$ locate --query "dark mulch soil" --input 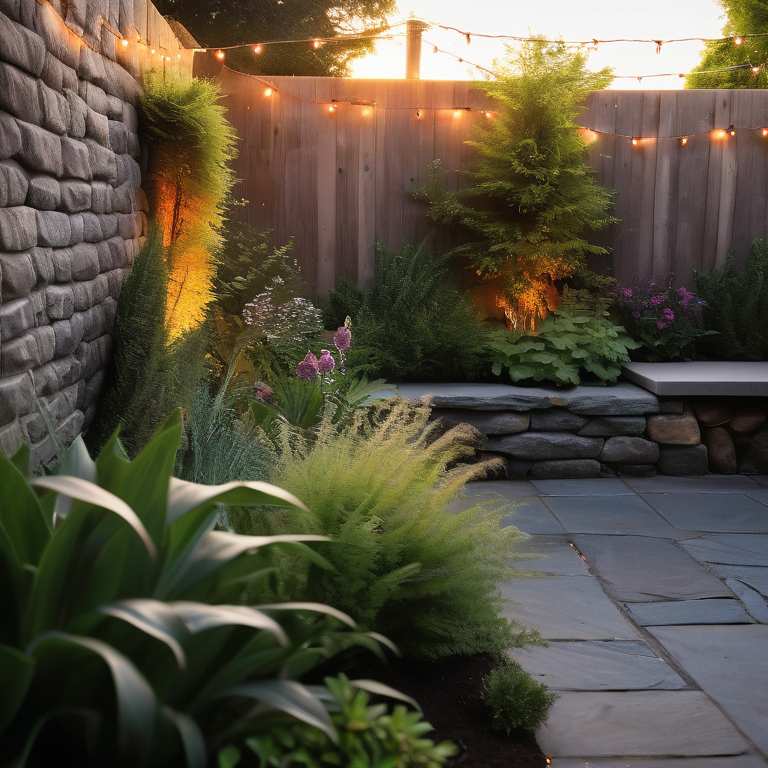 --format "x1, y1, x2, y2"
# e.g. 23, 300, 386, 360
348, 653, 548, 768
